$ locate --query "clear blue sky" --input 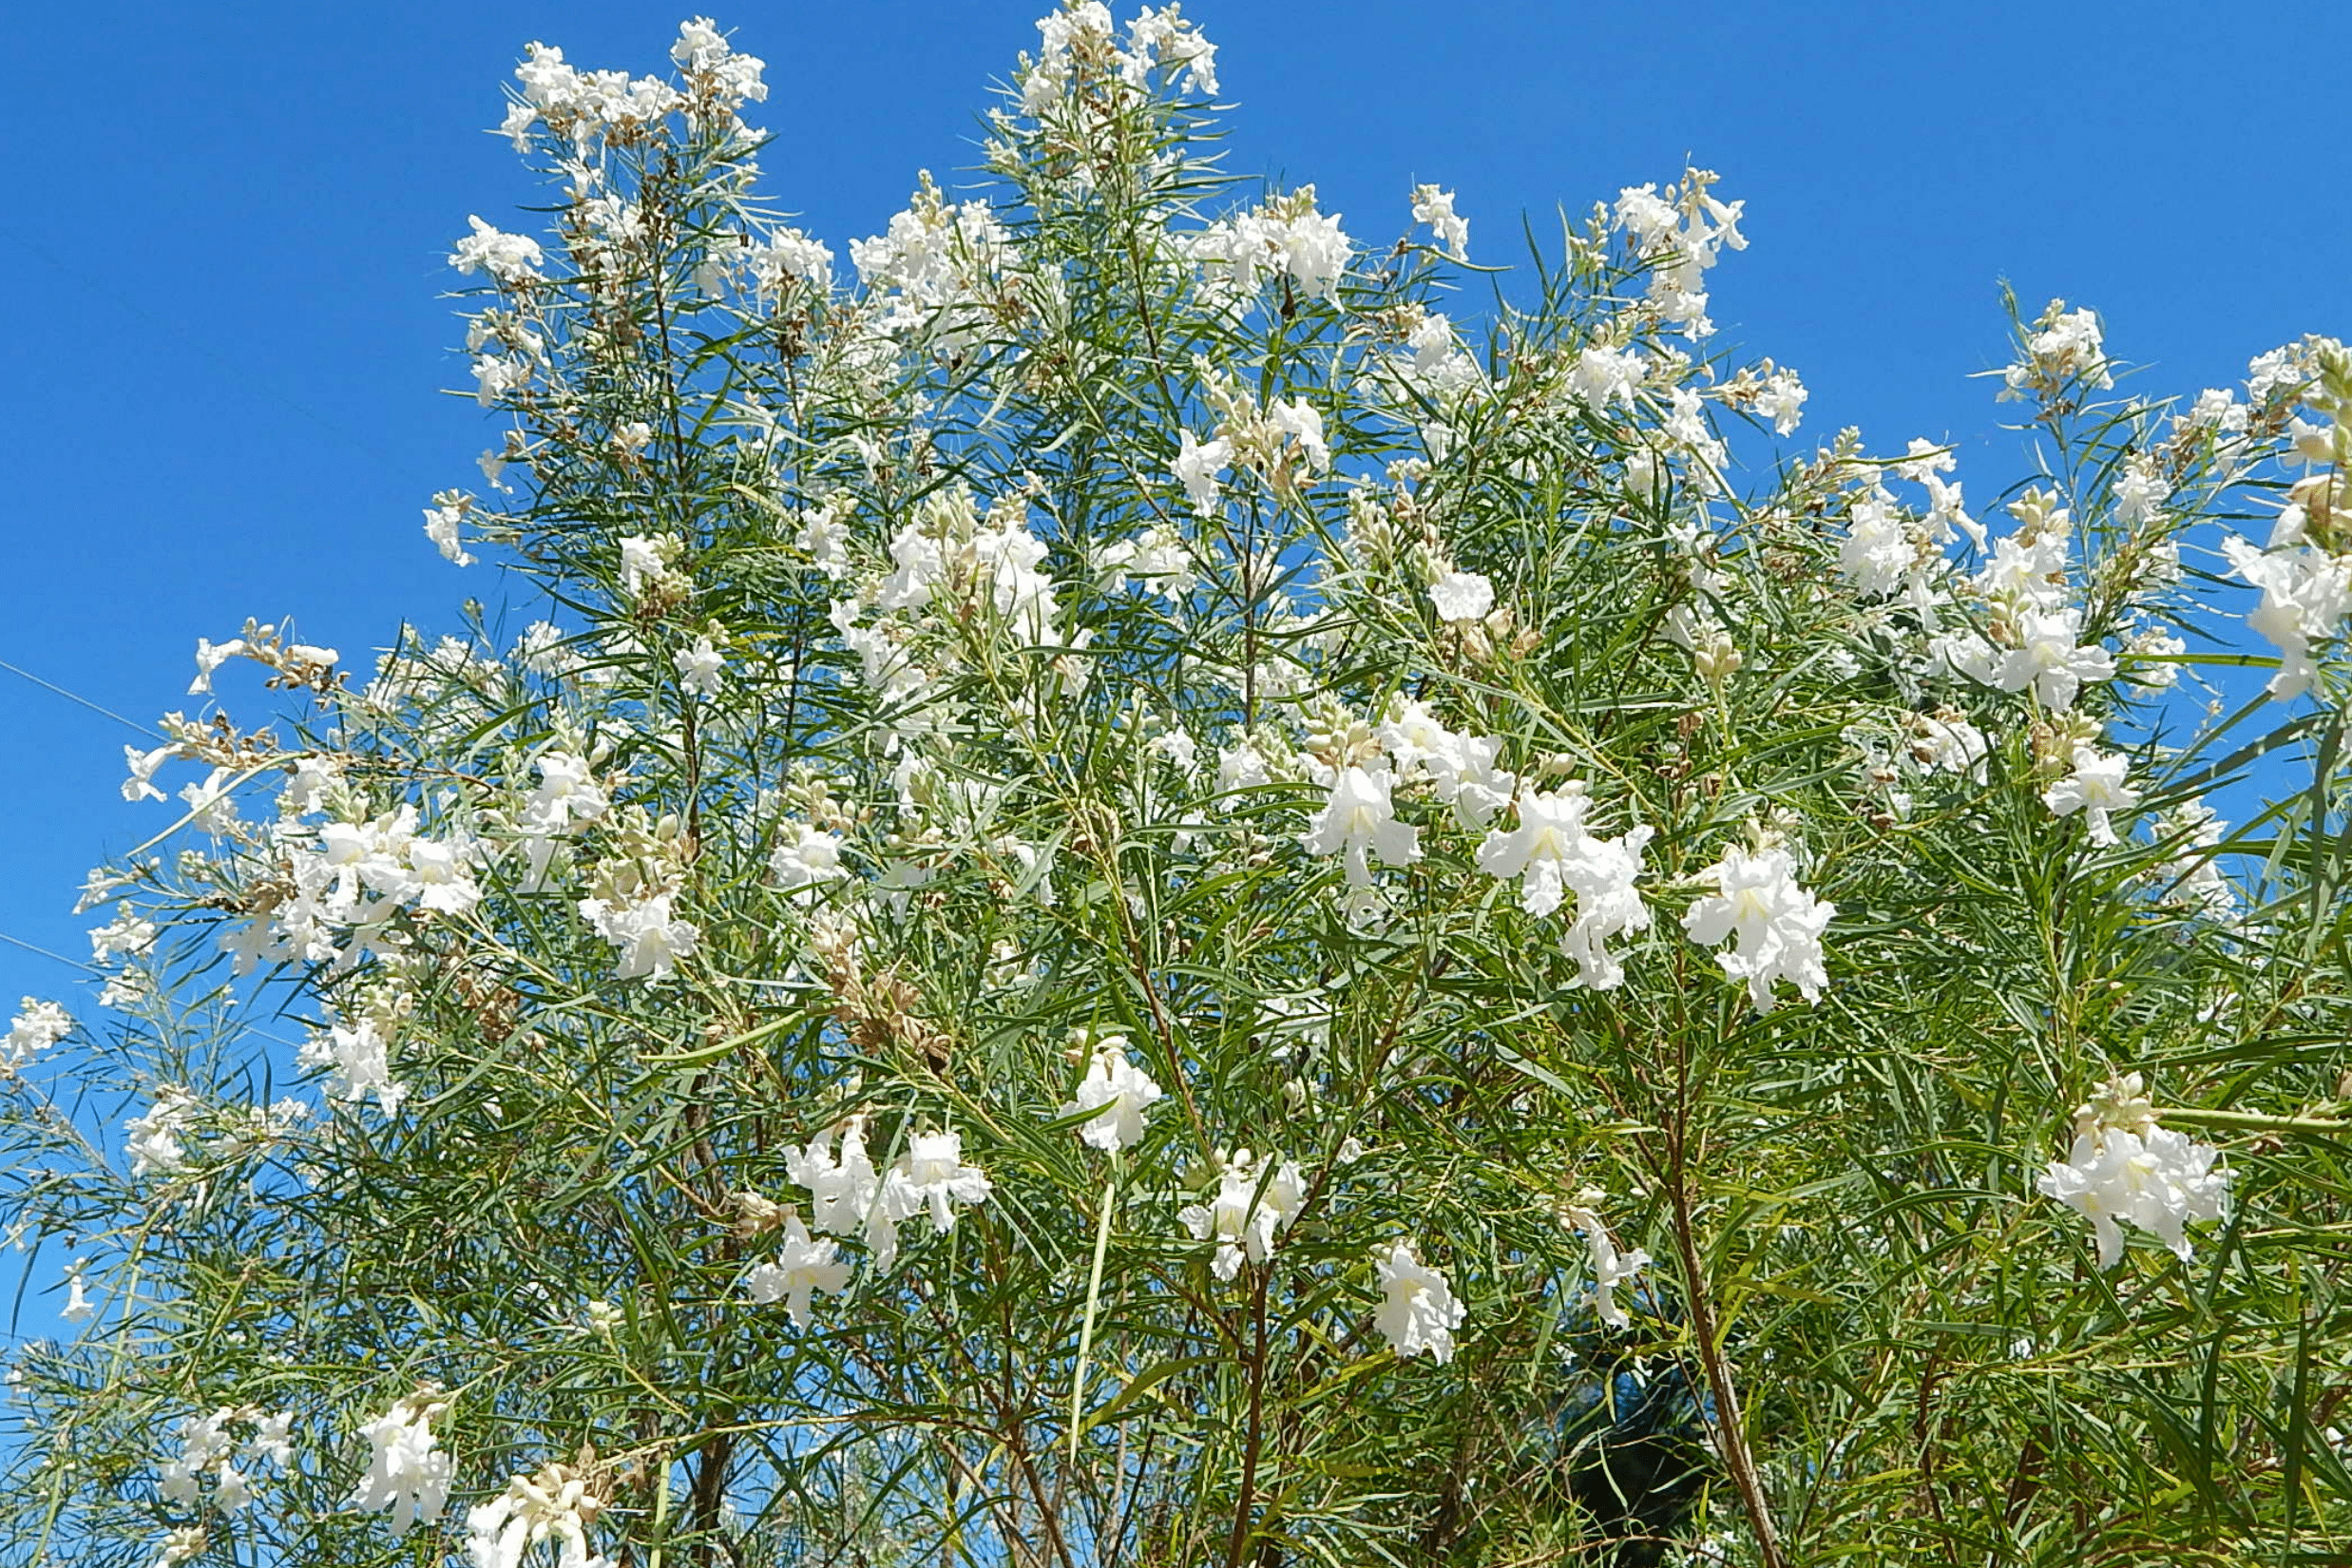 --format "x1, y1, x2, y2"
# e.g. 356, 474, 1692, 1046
2, 1, 2346, 1070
